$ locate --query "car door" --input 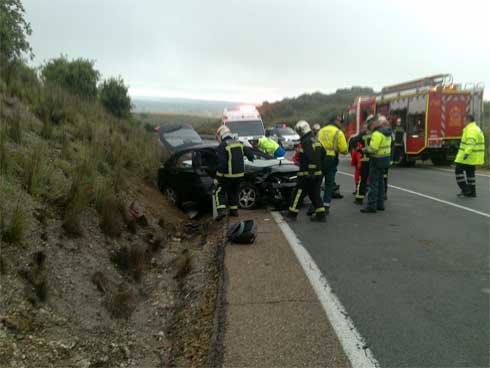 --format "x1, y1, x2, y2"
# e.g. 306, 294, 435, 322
192, 148, 217, 197
167, 150, 198, 203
